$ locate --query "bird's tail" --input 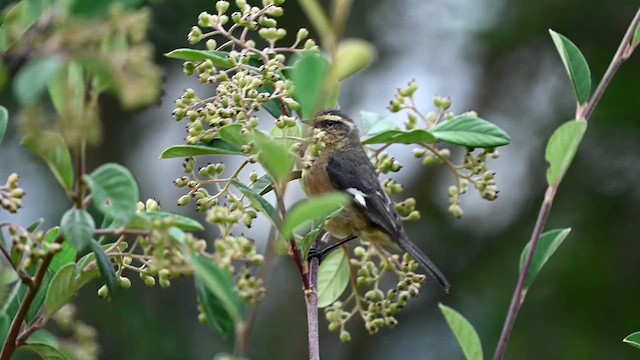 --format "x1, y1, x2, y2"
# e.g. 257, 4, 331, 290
396, 233, 451, 293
